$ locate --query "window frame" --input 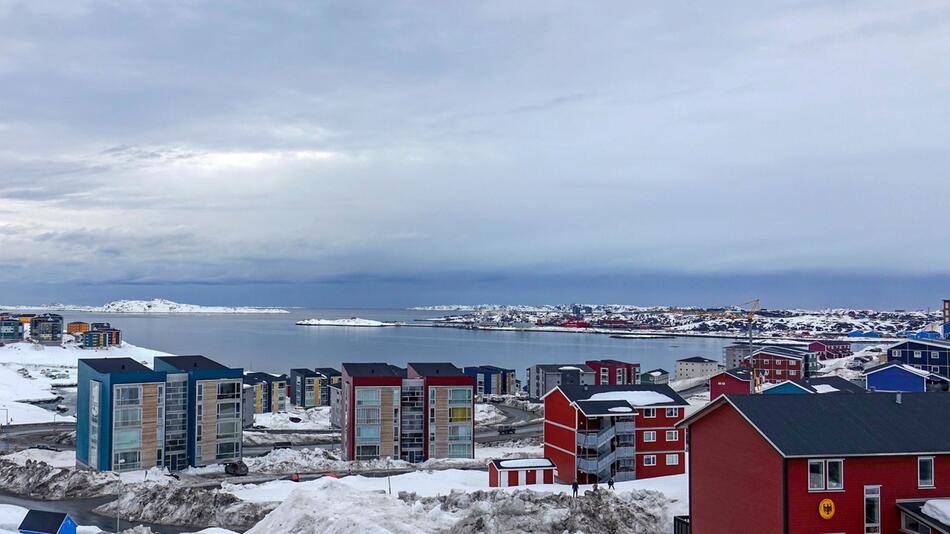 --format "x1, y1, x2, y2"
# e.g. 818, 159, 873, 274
643, 455, 656, 466
643, 430, 656, 442
918, 456, 935, 489
808, 459, 826, 491
665, 430, 678, 442
665, 453, 679, 466
642, 408, 656, 418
